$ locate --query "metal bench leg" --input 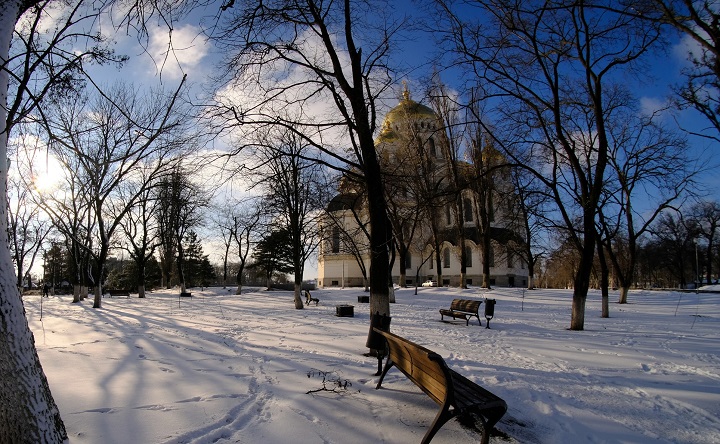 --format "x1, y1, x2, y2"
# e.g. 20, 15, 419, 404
421, 403, 454, 444
375, 359, 395, 389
